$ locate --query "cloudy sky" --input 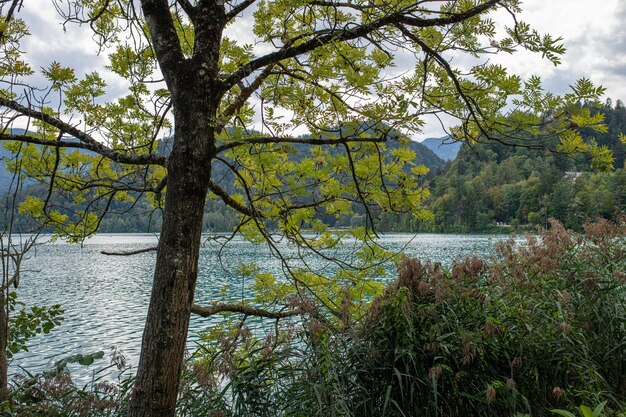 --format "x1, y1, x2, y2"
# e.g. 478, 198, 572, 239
14, 0, 626, 139
489, 0, 626, 106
